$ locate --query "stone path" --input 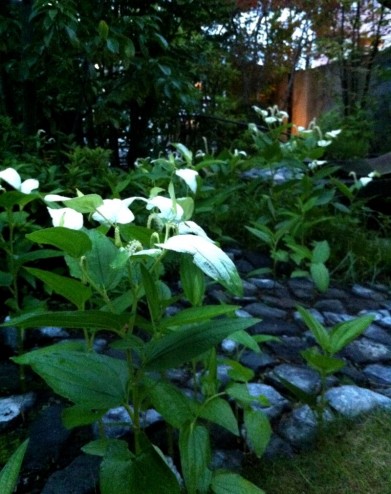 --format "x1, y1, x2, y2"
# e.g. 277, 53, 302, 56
2, 247, 391, 492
